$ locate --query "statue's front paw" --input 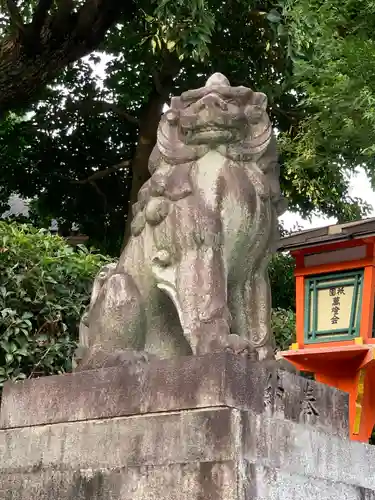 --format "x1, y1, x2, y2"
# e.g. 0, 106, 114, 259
224, 334, 258, 361
74, 347, 159, 372
194, 322, 258, 361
